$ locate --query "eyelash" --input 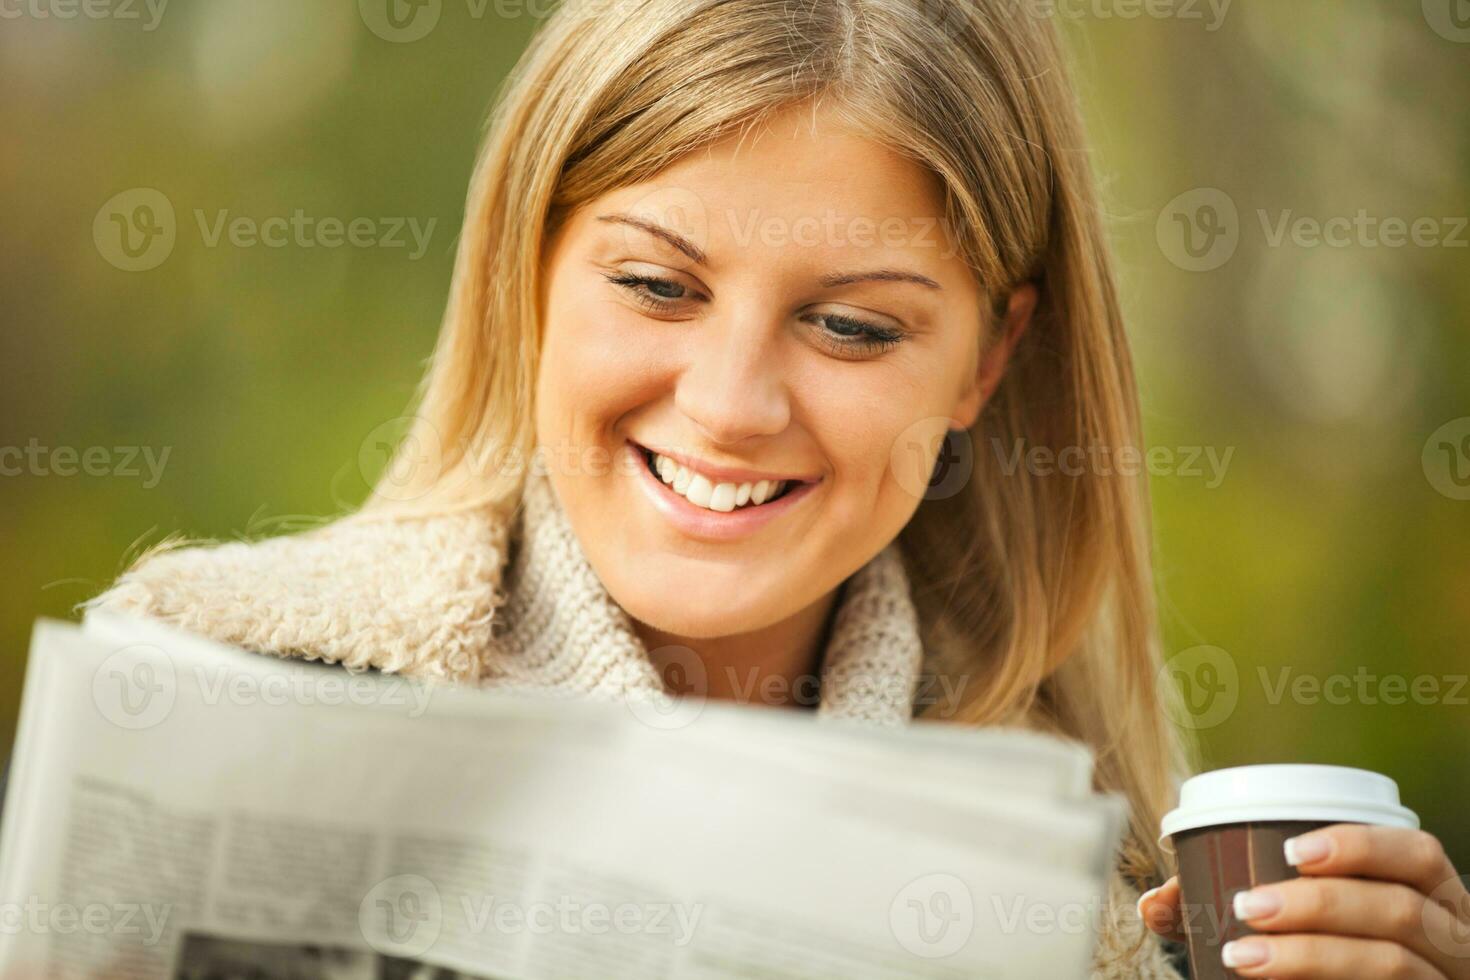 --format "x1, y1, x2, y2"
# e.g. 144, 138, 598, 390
601, 272, 906, 357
